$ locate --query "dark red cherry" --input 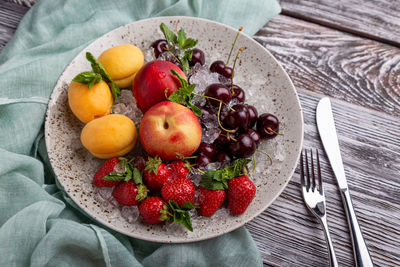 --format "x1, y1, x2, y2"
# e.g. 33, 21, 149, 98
228, 134, 256, 158
257, 113, 280, 139
189, 48, 205, 66
246, 105, 258, 128
210, 60, 233, 78
151, 39, 168, 58
213, 133, 230, 148
198, 142, 216, 158
224, 104, 249, 130
231, 85, 245, 103
195, 155, 212, 170
244, 128, 261, 146
216, 152, 232, 163
205, 84, 232, 106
